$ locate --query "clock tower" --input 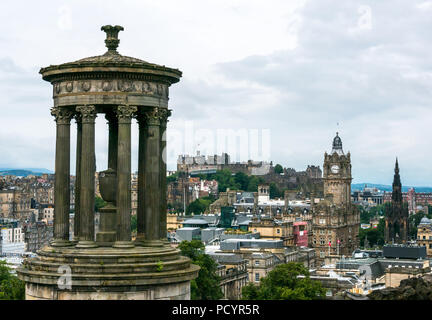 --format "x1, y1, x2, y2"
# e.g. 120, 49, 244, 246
312, 133, 359, 265
323, 132, 352, 206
